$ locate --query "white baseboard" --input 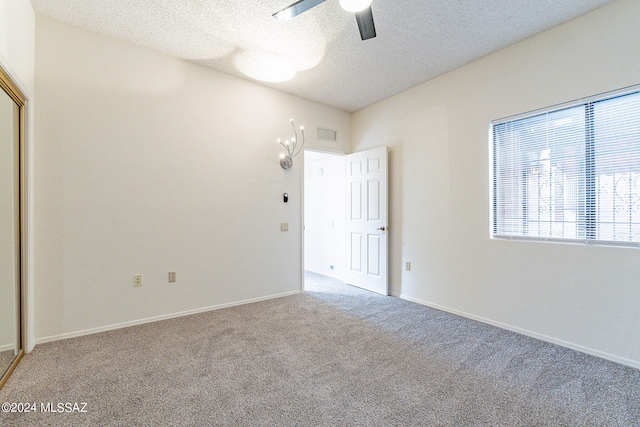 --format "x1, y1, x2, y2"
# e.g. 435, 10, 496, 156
0, 342, 15, 352
397, 293, 640, 370
36, 290, 301, 345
